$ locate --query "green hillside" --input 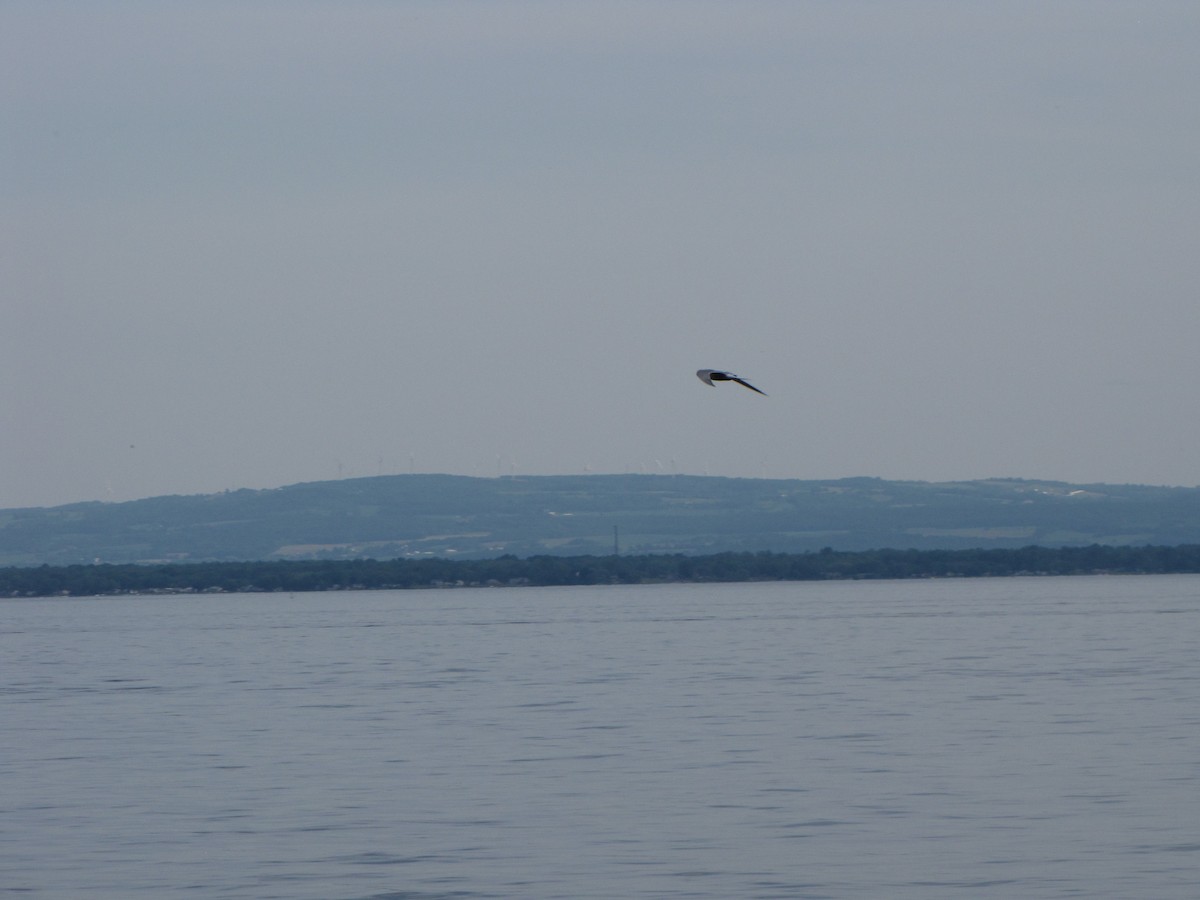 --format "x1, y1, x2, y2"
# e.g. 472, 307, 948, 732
3, 474, 1199, 566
